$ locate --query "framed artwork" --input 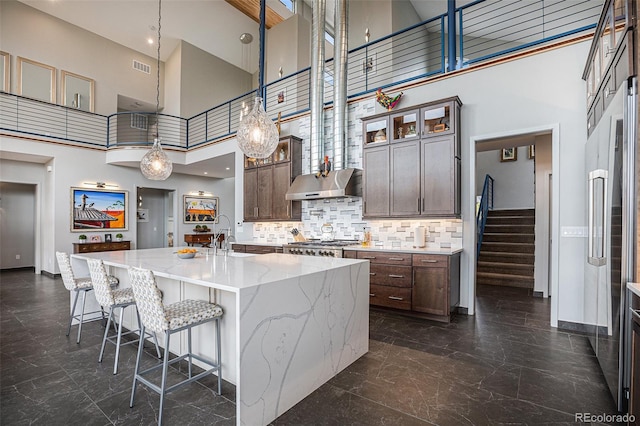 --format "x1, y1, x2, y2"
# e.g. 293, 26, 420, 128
500, 147, 517, 162
528, 145, 535, 159
137, 208, 149, 222
362, 54, 376, 76
183, 195, 218, 223
71, 187, 128, 232
90, 235, 102, 243
277, 89, 285, 104
104, 234, 112, 242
